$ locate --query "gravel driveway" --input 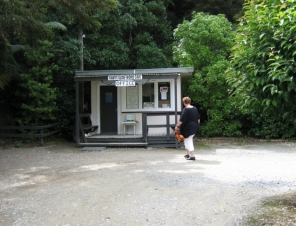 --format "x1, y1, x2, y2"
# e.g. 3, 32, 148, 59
0, 138, 296, 226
